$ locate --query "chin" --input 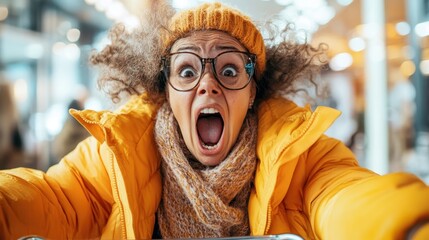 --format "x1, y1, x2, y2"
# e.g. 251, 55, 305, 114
196, 154, 225, 167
